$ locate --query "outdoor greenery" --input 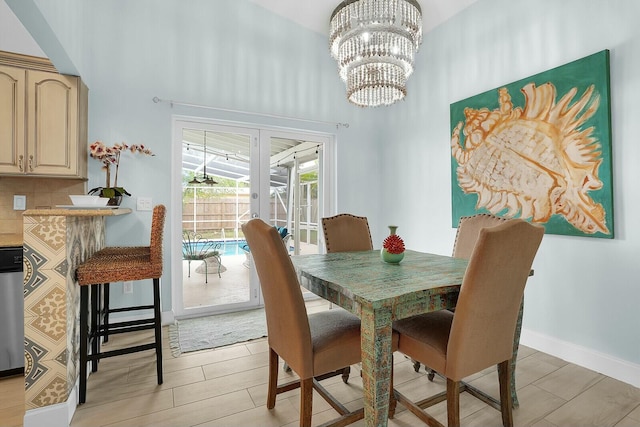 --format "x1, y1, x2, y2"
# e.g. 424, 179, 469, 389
182, 171, 249, 201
